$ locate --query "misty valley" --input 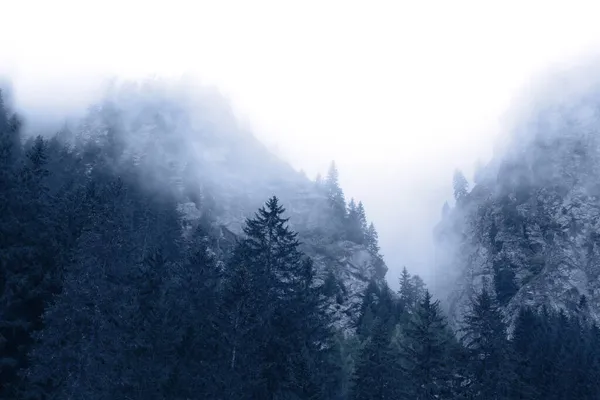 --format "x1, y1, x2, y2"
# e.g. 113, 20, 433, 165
2, 72, 600, 400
